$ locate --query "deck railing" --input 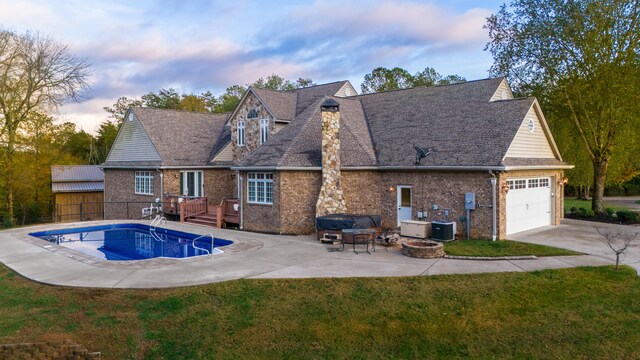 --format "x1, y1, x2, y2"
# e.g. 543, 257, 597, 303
179, 197, 208, 222
222, 198, 240, 224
